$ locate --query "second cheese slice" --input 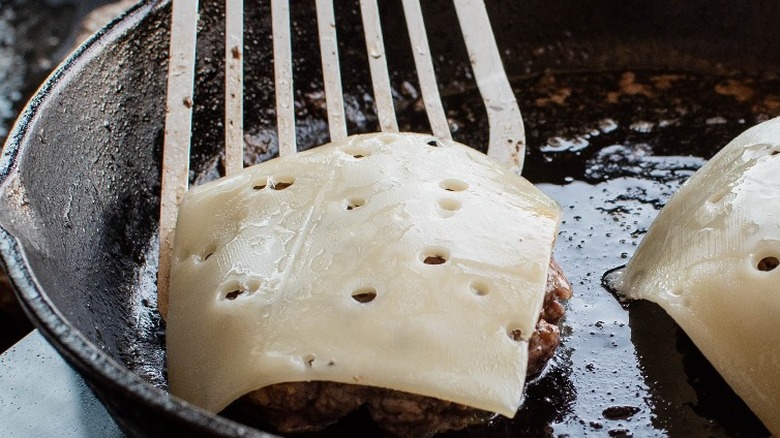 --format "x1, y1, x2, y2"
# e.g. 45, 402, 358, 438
616, 118, 780, 436
167, 133, 562, 417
